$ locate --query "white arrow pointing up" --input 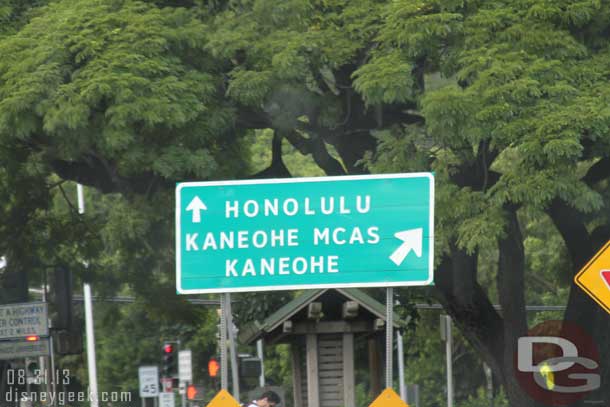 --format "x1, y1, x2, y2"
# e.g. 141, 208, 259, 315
186, 196, 207, 223
389, 228, 423, 266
